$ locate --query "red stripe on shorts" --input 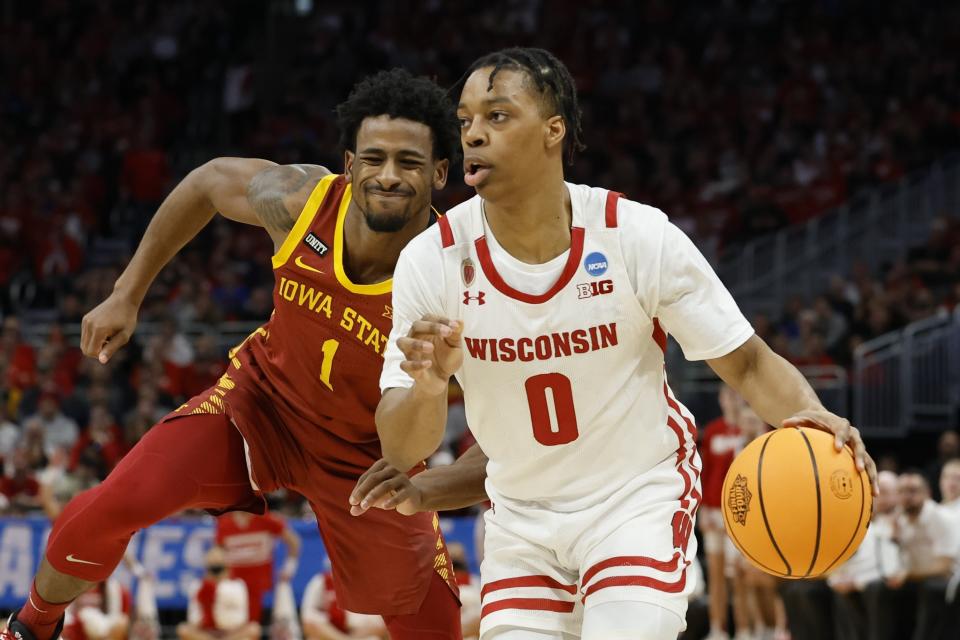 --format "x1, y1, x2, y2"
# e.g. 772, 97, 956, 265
581, 552, 682, 589
583, 570, 687, 600
481, 597, 576, 619
481, 575, 578, 599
